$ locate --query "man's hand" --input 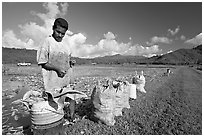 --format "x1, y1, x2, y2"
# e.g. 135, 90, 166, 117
57, 69, 66, 78
41, 63, 66, 78
70, 60, 76, 68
